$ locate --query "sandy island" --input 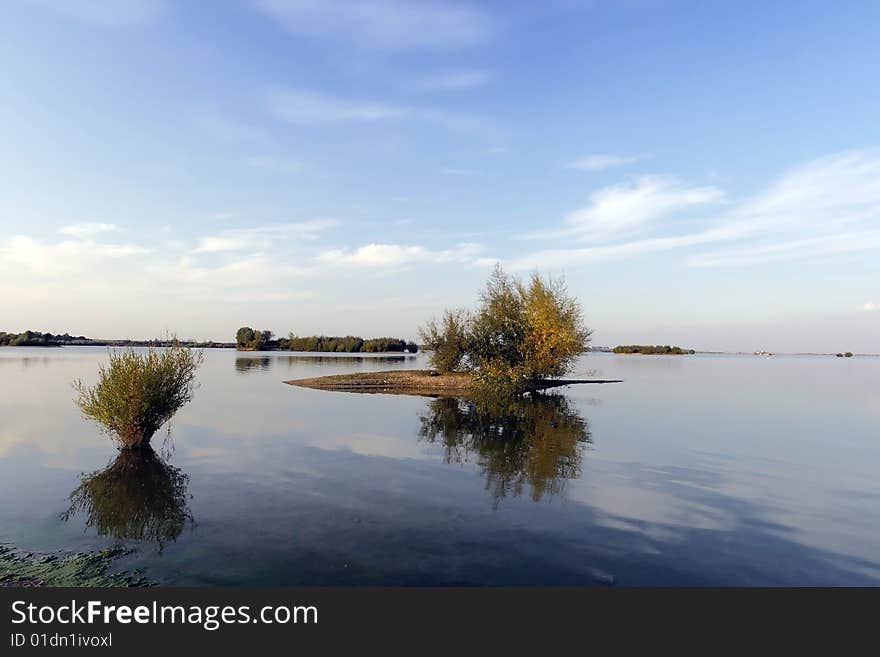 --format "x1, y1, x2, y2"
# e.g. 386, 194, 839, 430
285, 370, 622, 396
